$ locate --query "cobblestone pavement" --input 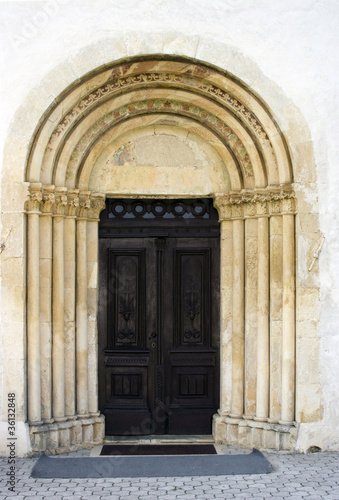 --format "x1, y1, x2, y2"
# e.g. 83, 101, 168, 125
0, 448, 339, 499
